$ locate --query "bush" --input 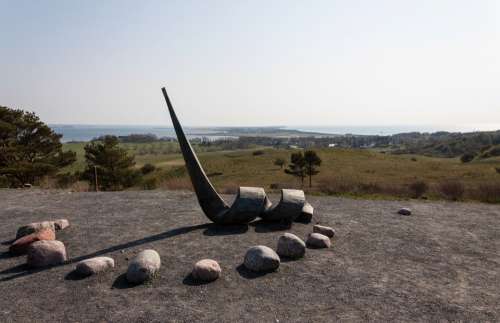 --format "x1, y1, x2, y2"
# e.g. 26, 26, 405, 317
55, 172, 79, 189
473, 183, 500, 203
252, 150, 264, 156
141, 163, 156, 175
495, 167, 500, 174
409, 180, 429, 198
438, 181, 465, 201
460, 153, 475, 163
141, 177, 158, 190
0, 176, 9, 188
